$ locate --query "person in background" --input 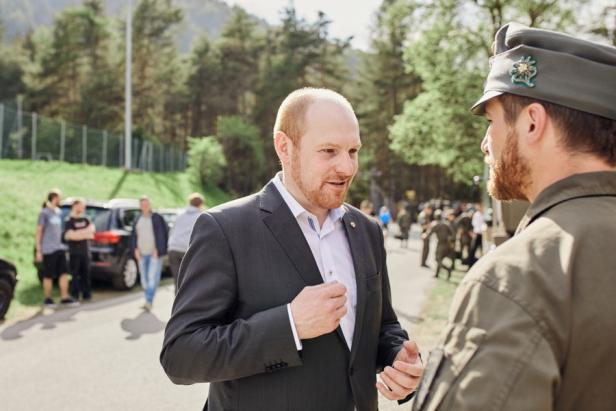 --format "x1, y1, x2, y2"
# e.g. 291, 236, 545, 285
64, 198, 95, 302
167, 193, 205, 293
455, 208, 473, 263
427, 209, 455, 280
467, 203, 485, 265
395, 207, 412, 248
130, 196, 168, 310
418, 205, 433, 268
378, 205, 391, 235
35, 189, 79, 308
